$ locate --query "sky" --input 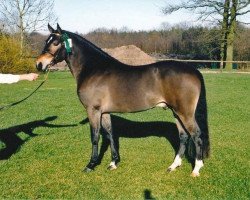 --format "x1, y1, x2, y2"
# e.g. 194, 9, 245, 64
53, 0, 250, 34
53, 0, 199, 34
